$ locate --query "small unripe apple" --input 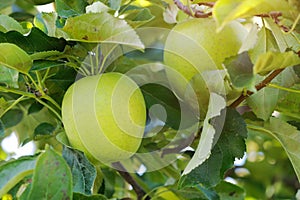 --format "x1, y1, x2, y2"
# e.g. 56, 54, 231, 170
62, 72, 146, 163
164, 18, 247, 115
